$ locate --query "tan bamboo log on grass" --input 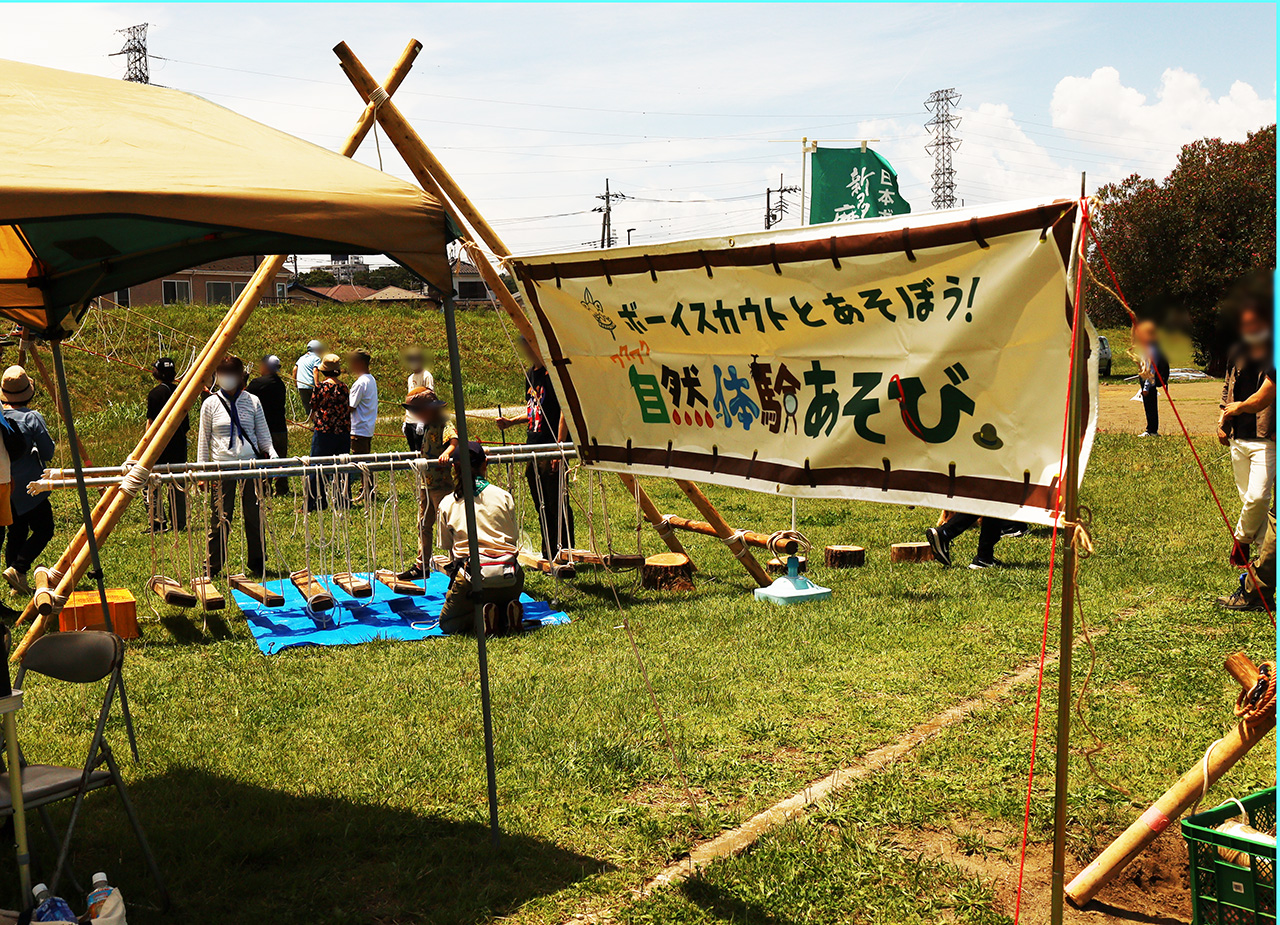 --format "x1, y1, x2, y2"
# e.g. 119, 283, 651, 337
641, 553, 695, 591
674, 480, 771, 587
824, 545, 866, 568
12, 42, 424, 659
615, 472, 689, 558
662, 513, 796, 554
1065, 652, 1275, 907
228, 575, 284, 608
890, 542, 934, 563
